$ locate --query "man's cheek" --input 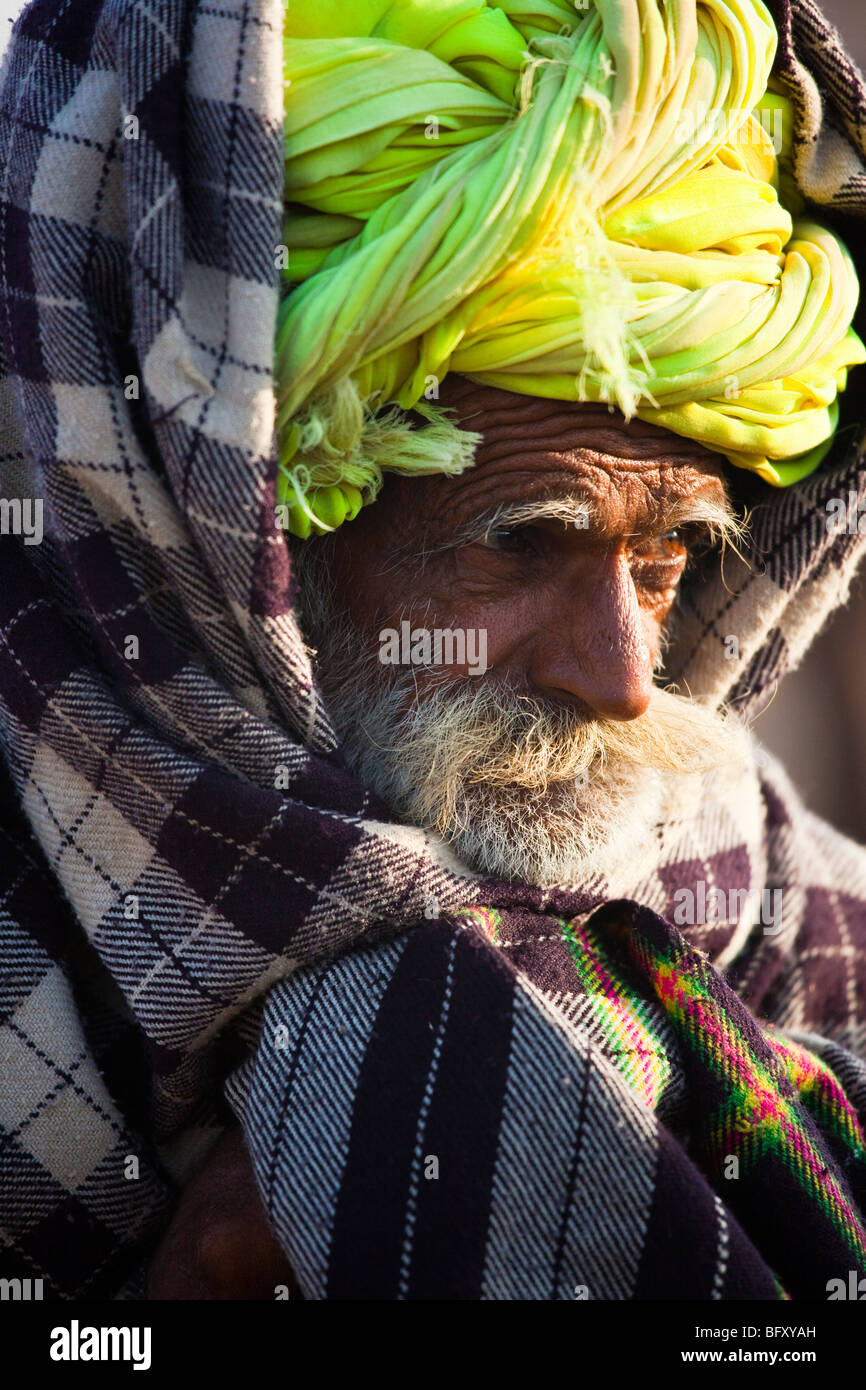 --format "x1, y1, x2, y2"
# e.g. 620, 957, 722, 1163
372, 587, 499, 680
636, 587, 680, 657
376, 628, 491, 685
